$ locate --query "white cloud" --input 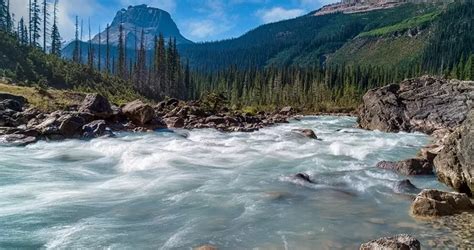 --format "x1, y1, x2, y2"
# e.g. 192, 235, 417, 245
257, 7, 305, 24
186, 20, 217, 39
